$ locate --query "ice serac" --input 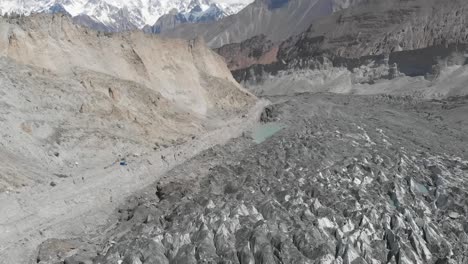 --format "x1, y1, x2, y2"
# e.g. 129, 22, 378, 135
0, 13, 255, 191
